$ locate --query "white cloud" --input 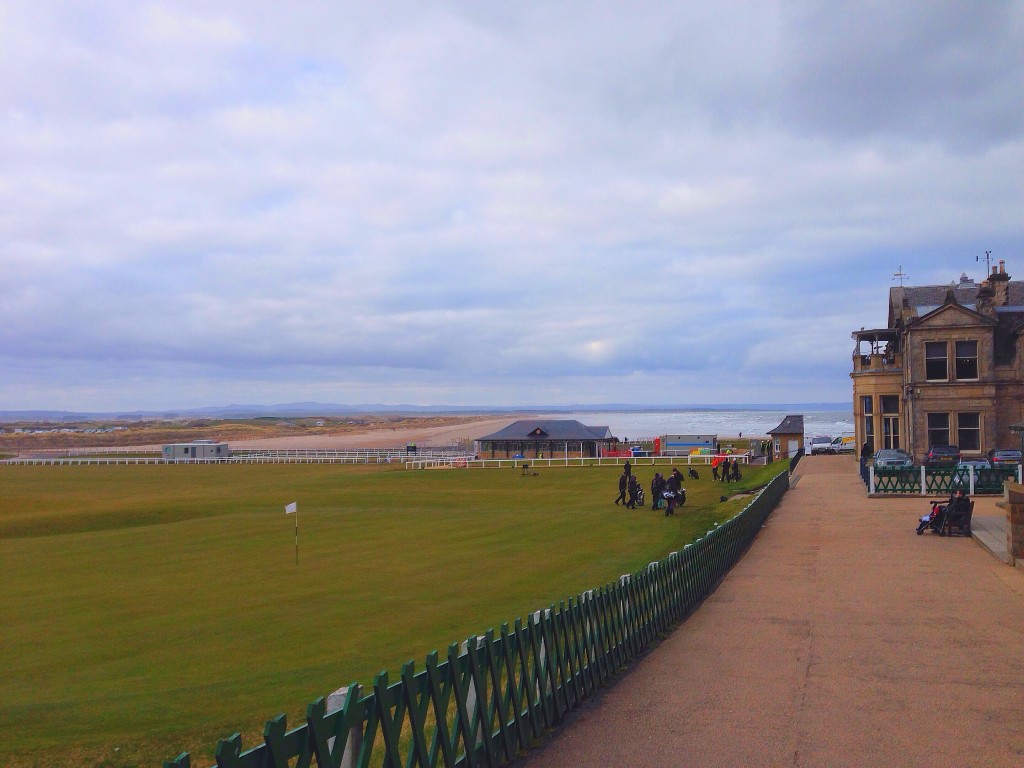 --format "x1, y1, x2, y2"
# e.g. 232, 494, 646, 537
1, 1, 1022, 410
